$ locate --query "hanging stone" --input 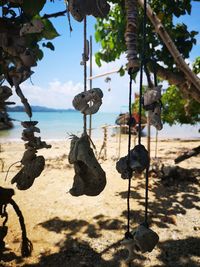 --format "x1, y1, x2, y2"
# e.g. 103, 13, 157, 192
116, 144, 149, 179
72, 88, 103, 115
68, 134, 106, 196
68, 0, 110, 22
